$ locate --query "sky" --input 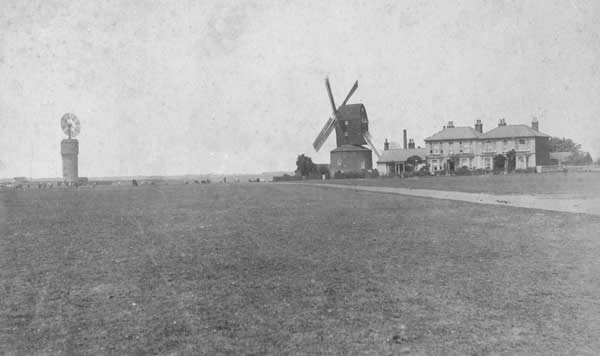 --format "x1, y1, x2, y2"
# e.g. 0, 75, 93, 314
1, 0, 600, 178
